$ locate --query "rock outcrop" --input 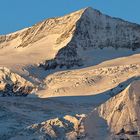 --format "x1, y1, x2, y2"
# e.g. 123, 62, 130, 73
39, 7, 140, 70
0, 67, 35, 96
